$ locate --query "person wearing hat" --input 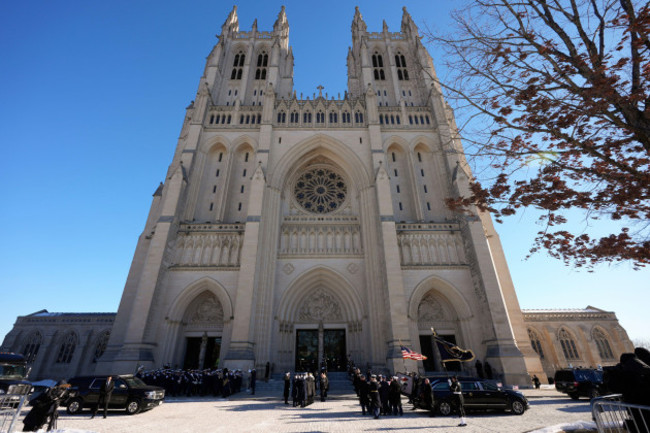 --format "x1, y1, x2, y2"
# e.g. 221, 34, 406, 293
450, 376, 467, 427
368, 375, 381, 419
389, 376, 403, 416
